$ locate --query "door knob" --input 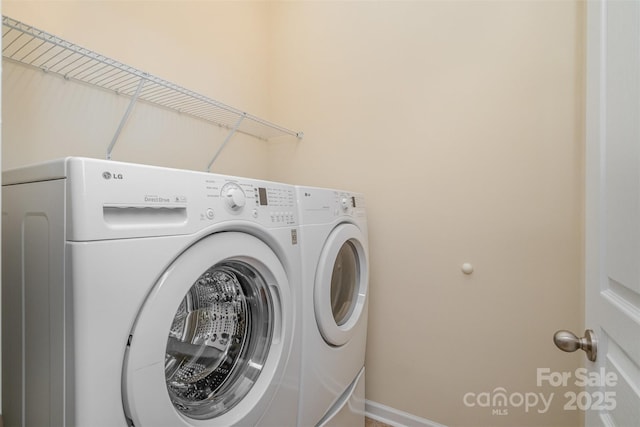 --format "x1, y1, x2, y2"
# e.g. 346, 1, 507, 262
553, 329, 597, 362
